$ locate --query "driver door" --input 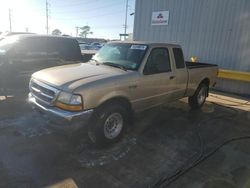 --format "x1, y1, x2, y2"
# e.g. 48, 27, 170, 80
131, 47, 175, 112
